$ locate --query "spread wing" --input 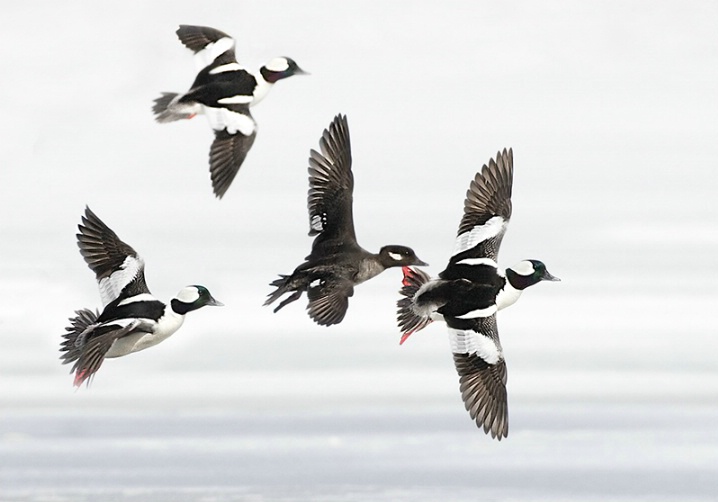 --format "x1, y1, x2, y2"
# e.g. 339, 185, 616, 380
306, 277, 354, 326
176, 25, 237, 70
447, 315, 508, 440
451, 148, 513, 264
206, 105, 257, 198
77, 207, 150, 307
306, 114, 356, 252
